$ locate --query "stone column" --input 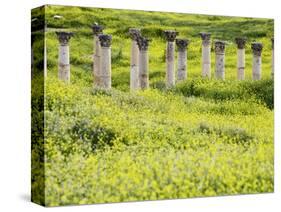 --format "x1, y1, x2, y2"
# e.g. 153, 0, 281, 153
129, 28, 141, 90
251, 42, 263, 80
164, 30, 178, 87
92, 24, 103, 86
137, 36, 150, 89
98, 34, 112, 89
214, 41, 226, 80
271, 38, 274, 78
199, 32, 211, 78
235, 38, 247, 80
56, 32, 73, 83
175, 39, 189, 81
